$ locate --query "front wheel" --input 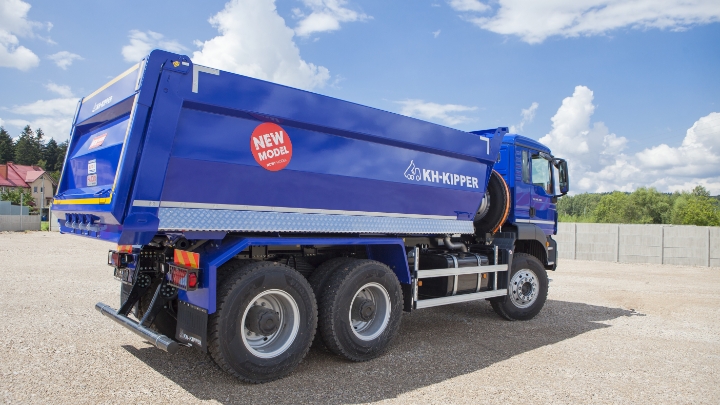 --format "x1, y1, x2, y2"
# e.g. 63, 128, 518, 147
491, 253, 548, 321
208, 261, 317, 383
